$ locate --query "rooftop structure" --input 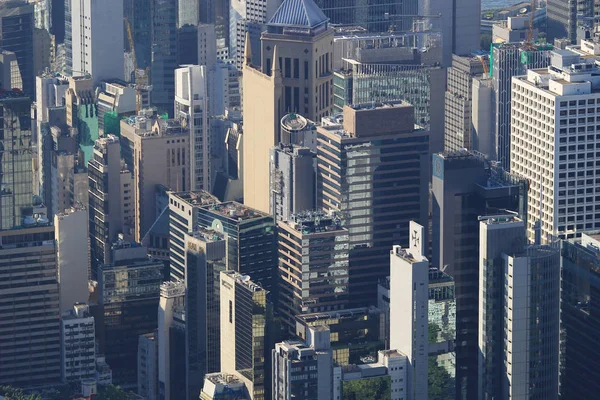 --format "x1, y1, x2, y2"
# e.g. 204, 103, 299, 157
268, 0, 329, 29
203, 201, 269, 221
169, 191, 219, 208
